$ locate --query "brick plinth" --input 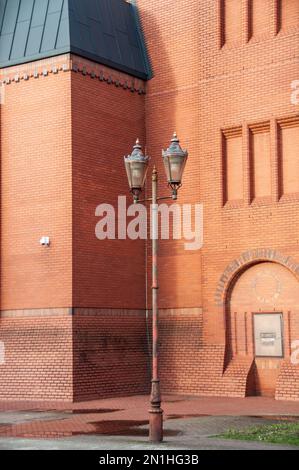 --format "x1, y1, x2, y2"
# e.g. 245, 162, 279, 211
0, 309, 73, 401
72, 309, 150, 401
